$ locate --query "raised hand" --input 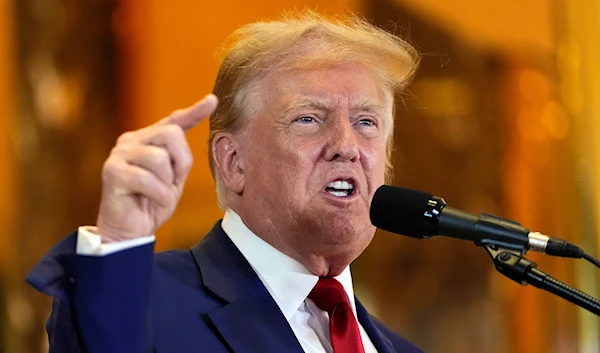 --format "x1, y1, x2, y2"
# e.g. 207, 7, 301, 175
96, 94, 218, 243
